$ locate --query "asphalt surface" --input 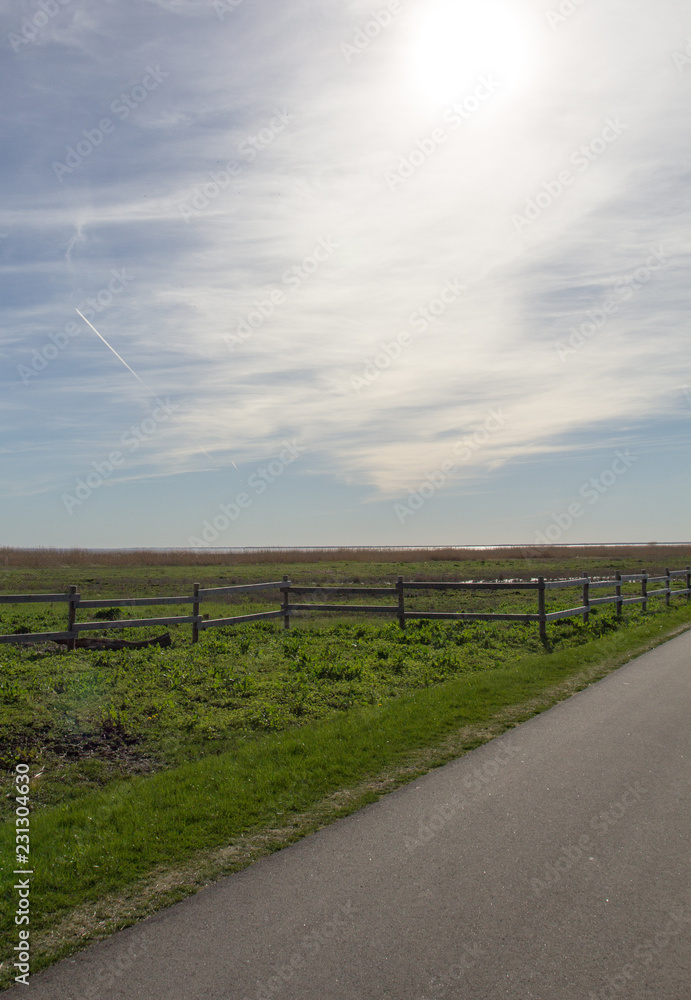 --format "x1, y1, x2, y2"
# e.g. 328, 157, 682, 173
8, 631, 691, 999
